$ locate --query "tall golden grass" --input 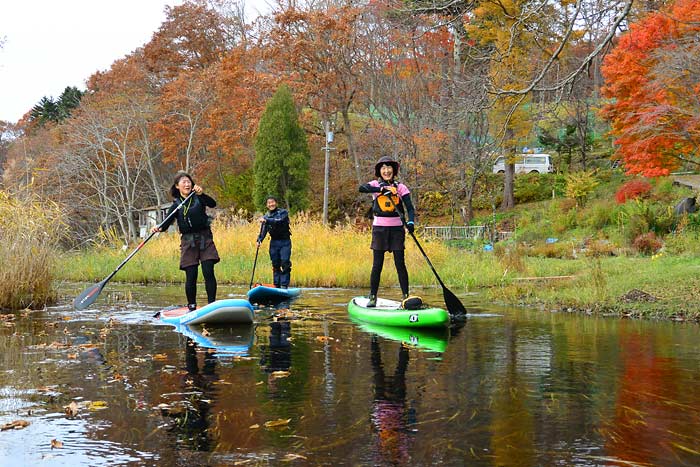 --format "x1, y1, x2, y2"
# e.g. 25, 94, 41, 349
0, 191, 66, 309
58, 215, 503, 292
